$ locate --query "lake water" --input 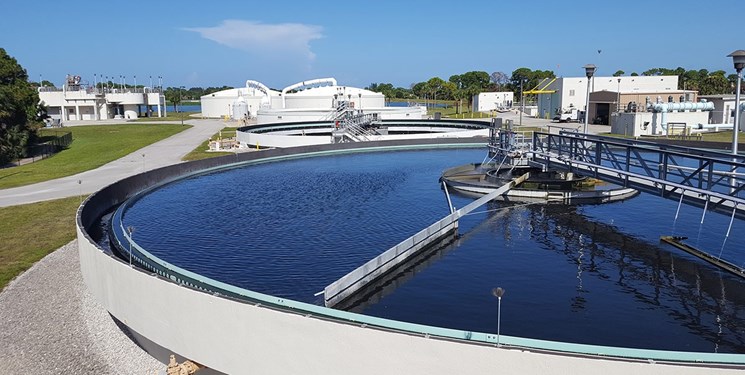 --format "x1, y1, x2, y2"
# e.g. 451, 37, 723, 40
117, 148, 745, 353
